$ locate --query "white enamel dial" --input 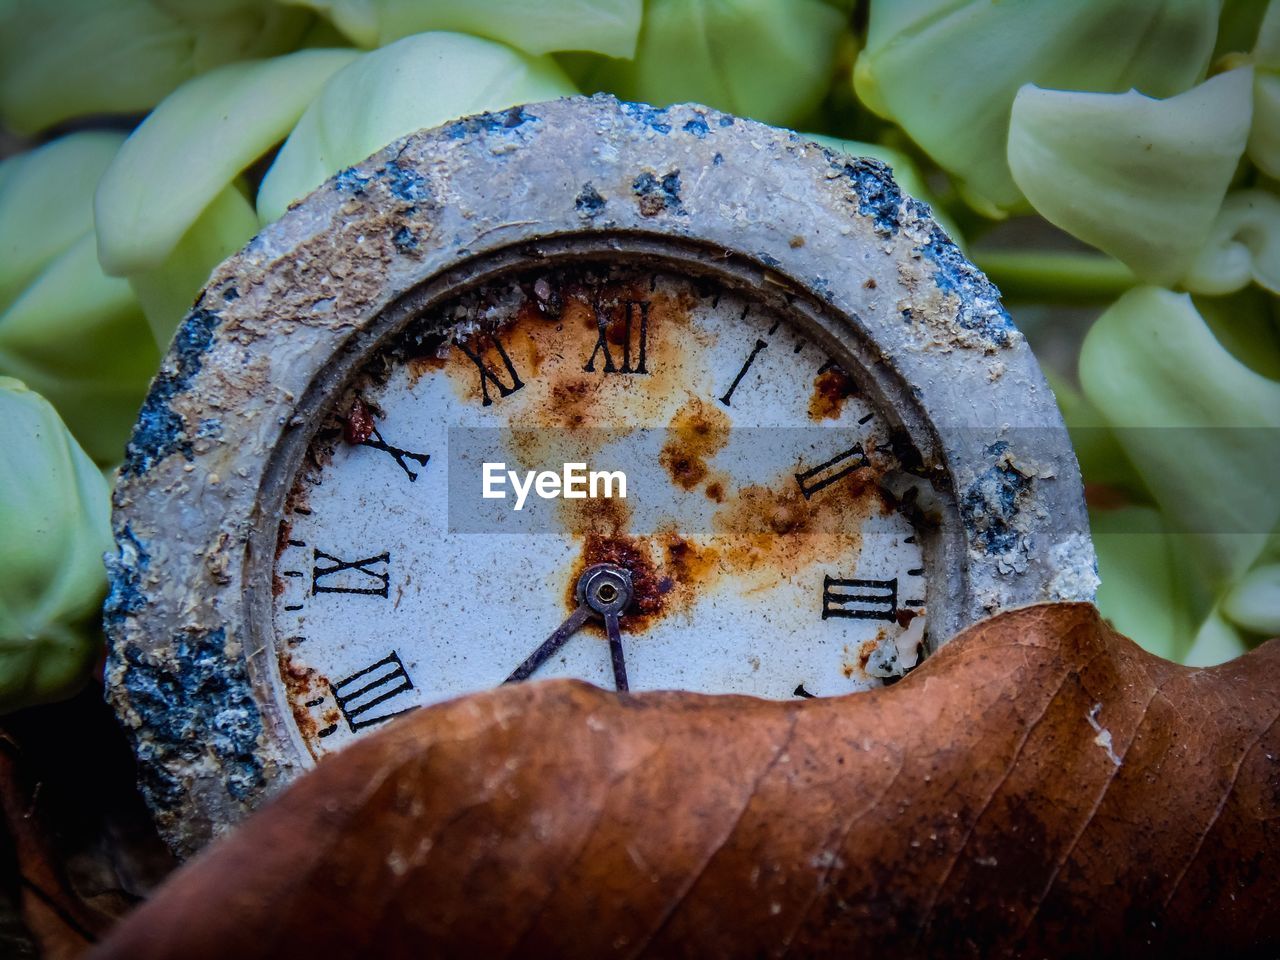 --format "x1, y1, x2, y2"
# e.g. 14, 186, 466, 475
270, 265, 928, 758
